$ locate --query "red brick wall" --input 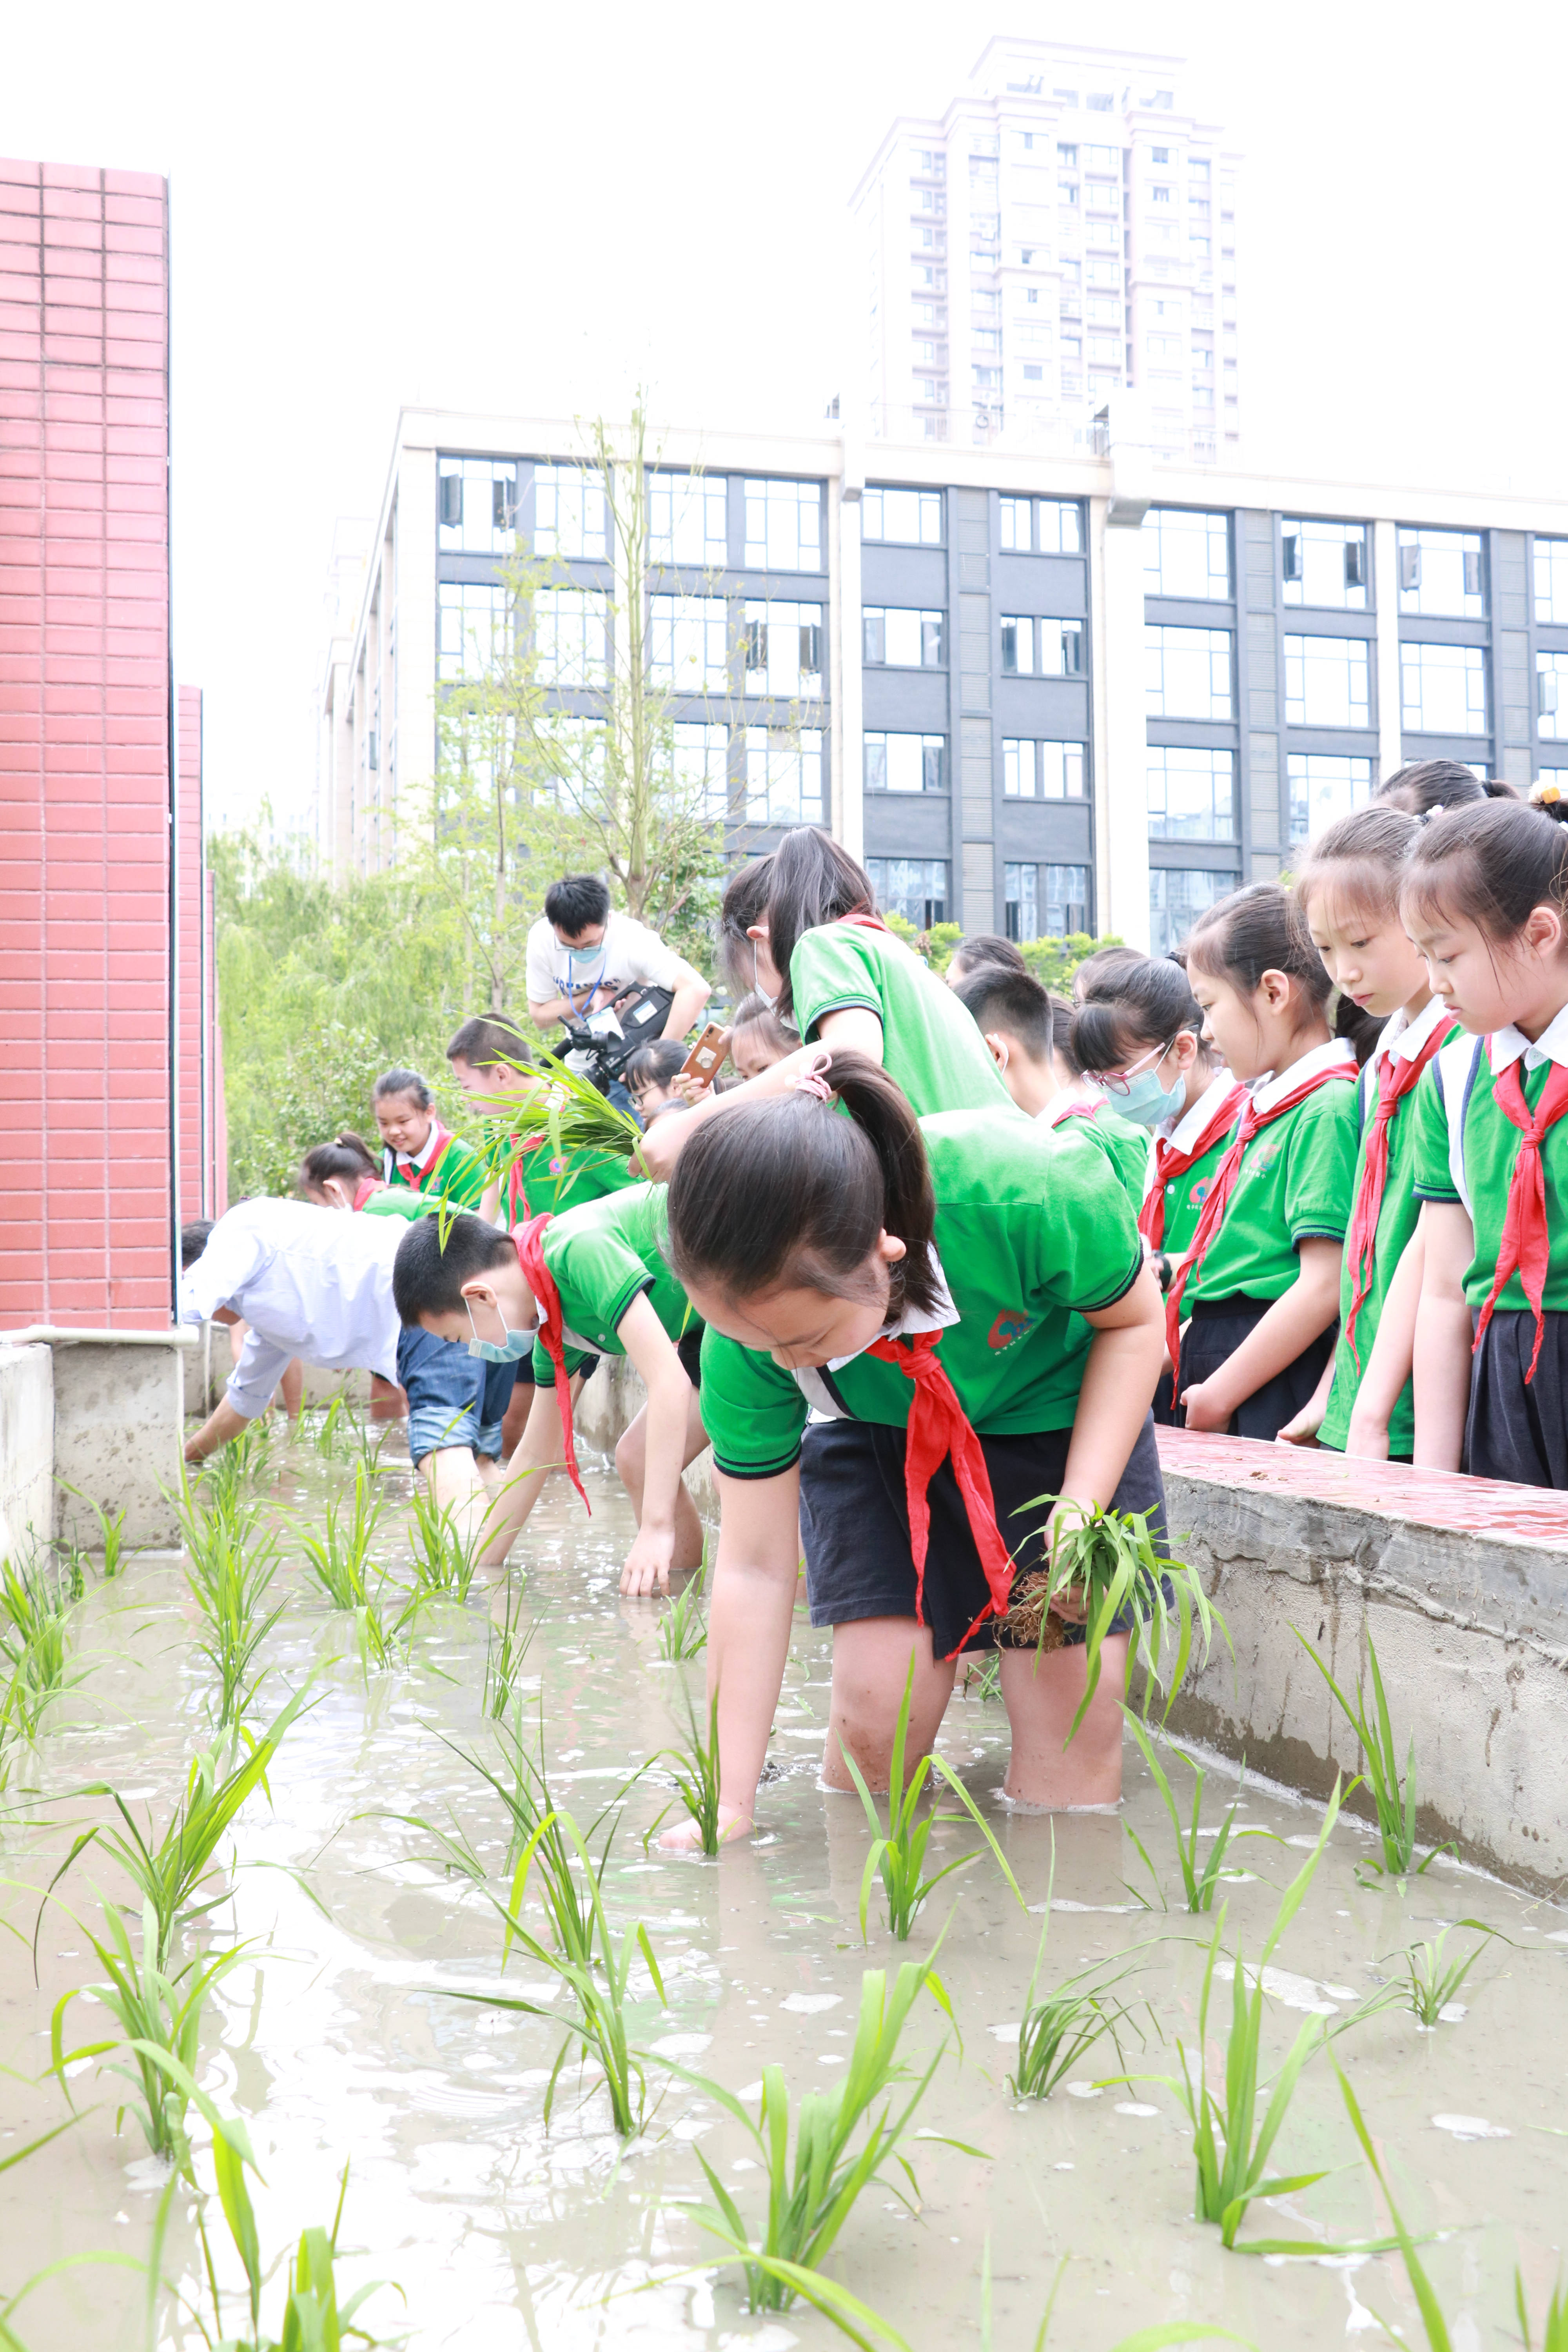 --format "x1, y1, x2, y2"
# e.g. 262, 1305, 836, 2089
177, 683, 208, 1221
0, 158, 173, 1329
